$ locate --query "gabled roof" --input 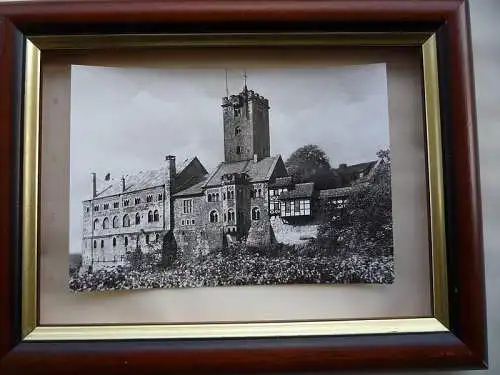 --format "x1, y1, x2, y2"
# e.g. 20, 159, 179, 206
90, 157, 204, 199
336, 161, 377, 176
203, 155, 283, 187
269, 176, 293, 188
279, 182, 315, 200
94, 168, 165, 198
173, 177, 208, 197
318, 186, 352, 199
